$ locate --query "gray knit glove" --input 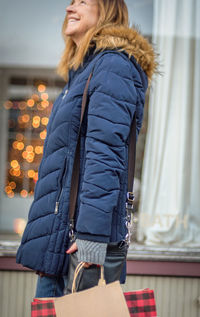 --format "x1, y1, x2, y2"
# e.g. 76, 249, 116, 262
76, 239, 107, 265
